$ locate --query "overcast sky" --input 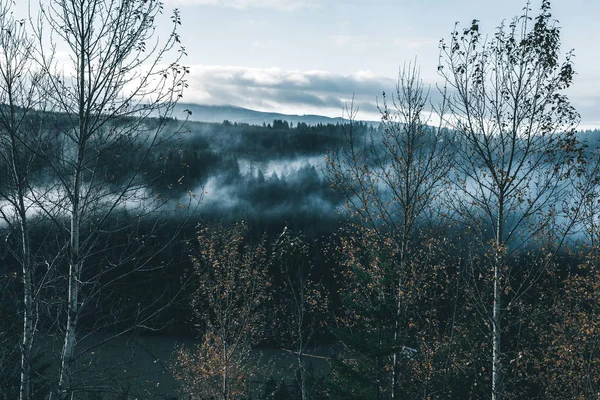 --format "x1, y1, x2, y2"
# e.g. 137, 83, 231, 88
16, 0, 599, 128
154, 0, 597, 128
